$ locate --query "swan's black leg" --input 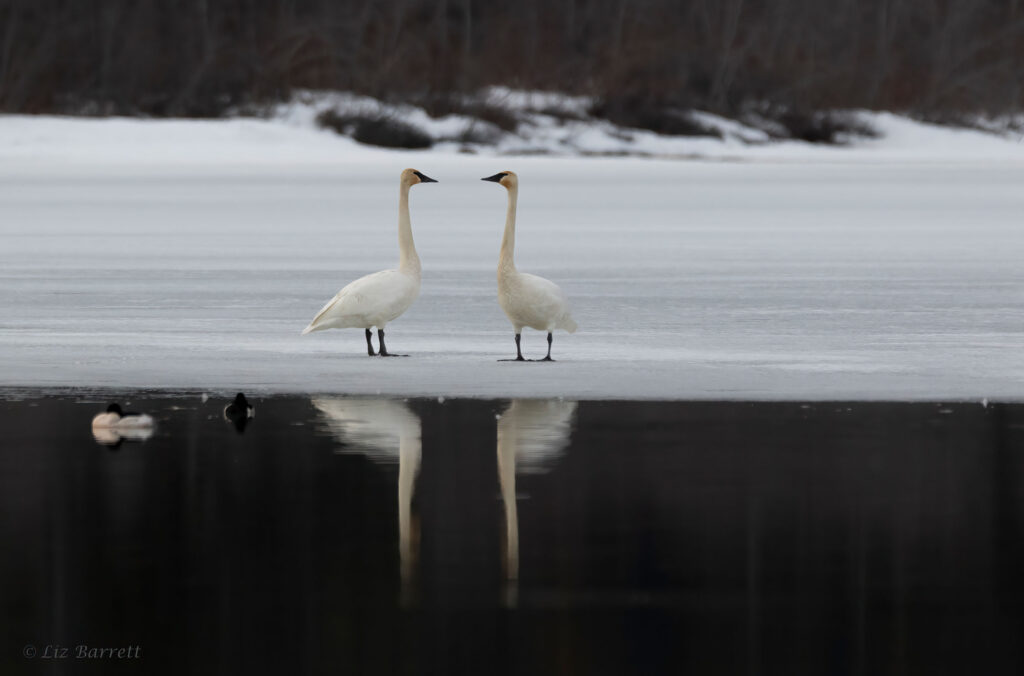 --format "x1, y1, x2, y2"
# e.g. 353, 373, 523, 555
377, 329, 407, 357
541, 332, 554, 361
498, 333, 527, 361
365, 329, 376, 356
